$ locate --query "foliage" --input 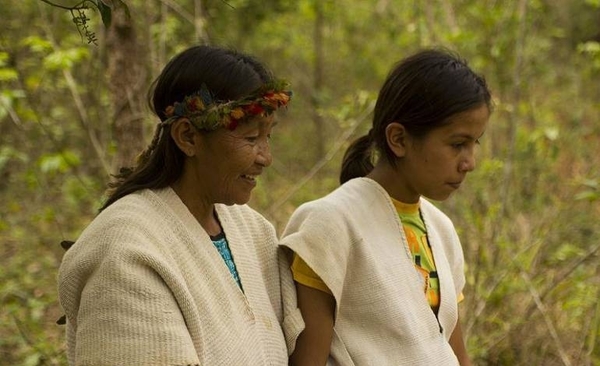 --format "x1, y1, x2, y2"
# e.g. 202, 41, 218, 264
1, 0, 599, 365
